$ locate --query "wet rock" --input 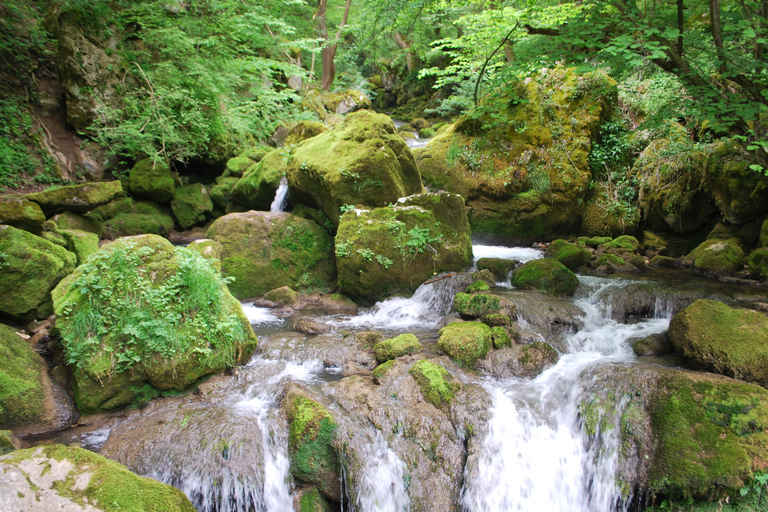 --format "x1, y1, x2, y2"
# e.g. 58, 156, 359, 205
295, 486, 333, 512
747, 247, 768, 280
632, 333, 672, 356
545, 239, 591, 271
230, 149, 288, 210
170, 183, 214, 230
478, 341, 559, 379
490, 326, 513, 348
704, 140, 768, 224
0, 199, 45, 234
505, 289, 584, 339
312, 293, 358, 314
476, 257, 517, 281
511, 258, 579, 296
471, 269, 497, 287
409, 359, 459, 409
263, 286, 299, 305
453, 292, 500, 319
355, 331, 383, 349
683, 238, 746, 277
129, 159, 177, 204
605, 283, 696, 321
373, 334, 422, 363
294, 317, 330, 335
438, 321, 492, 368
24, 181, 123, 217
650, 255, 676, 268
